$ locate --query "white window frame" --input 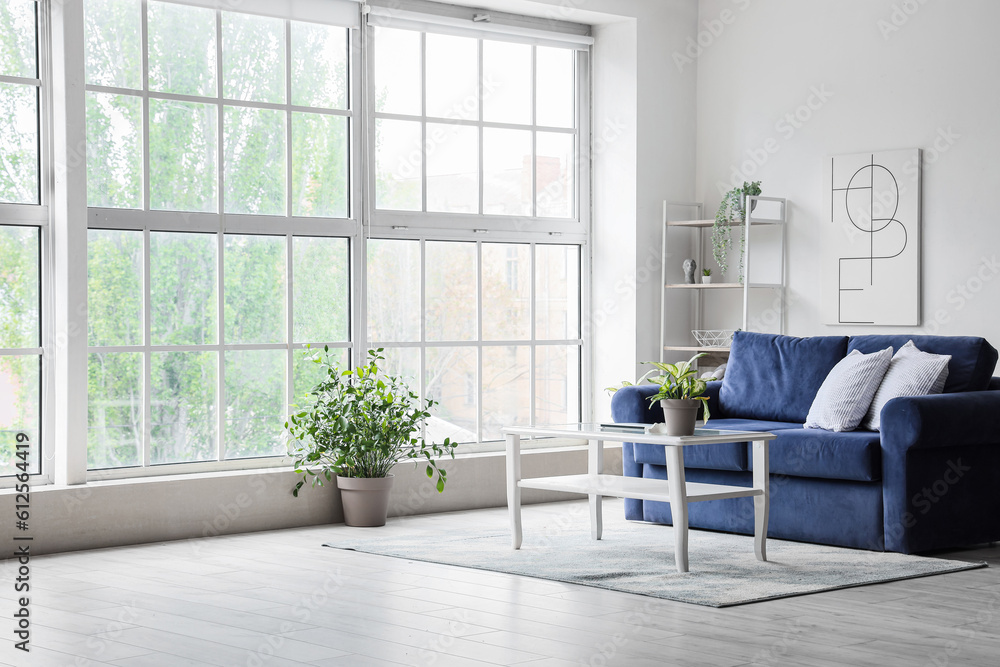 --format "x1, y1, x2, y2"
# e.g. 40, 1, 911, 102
361, 11, 593, 450
82, 0, 363, 481
0, 0, 54, 488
